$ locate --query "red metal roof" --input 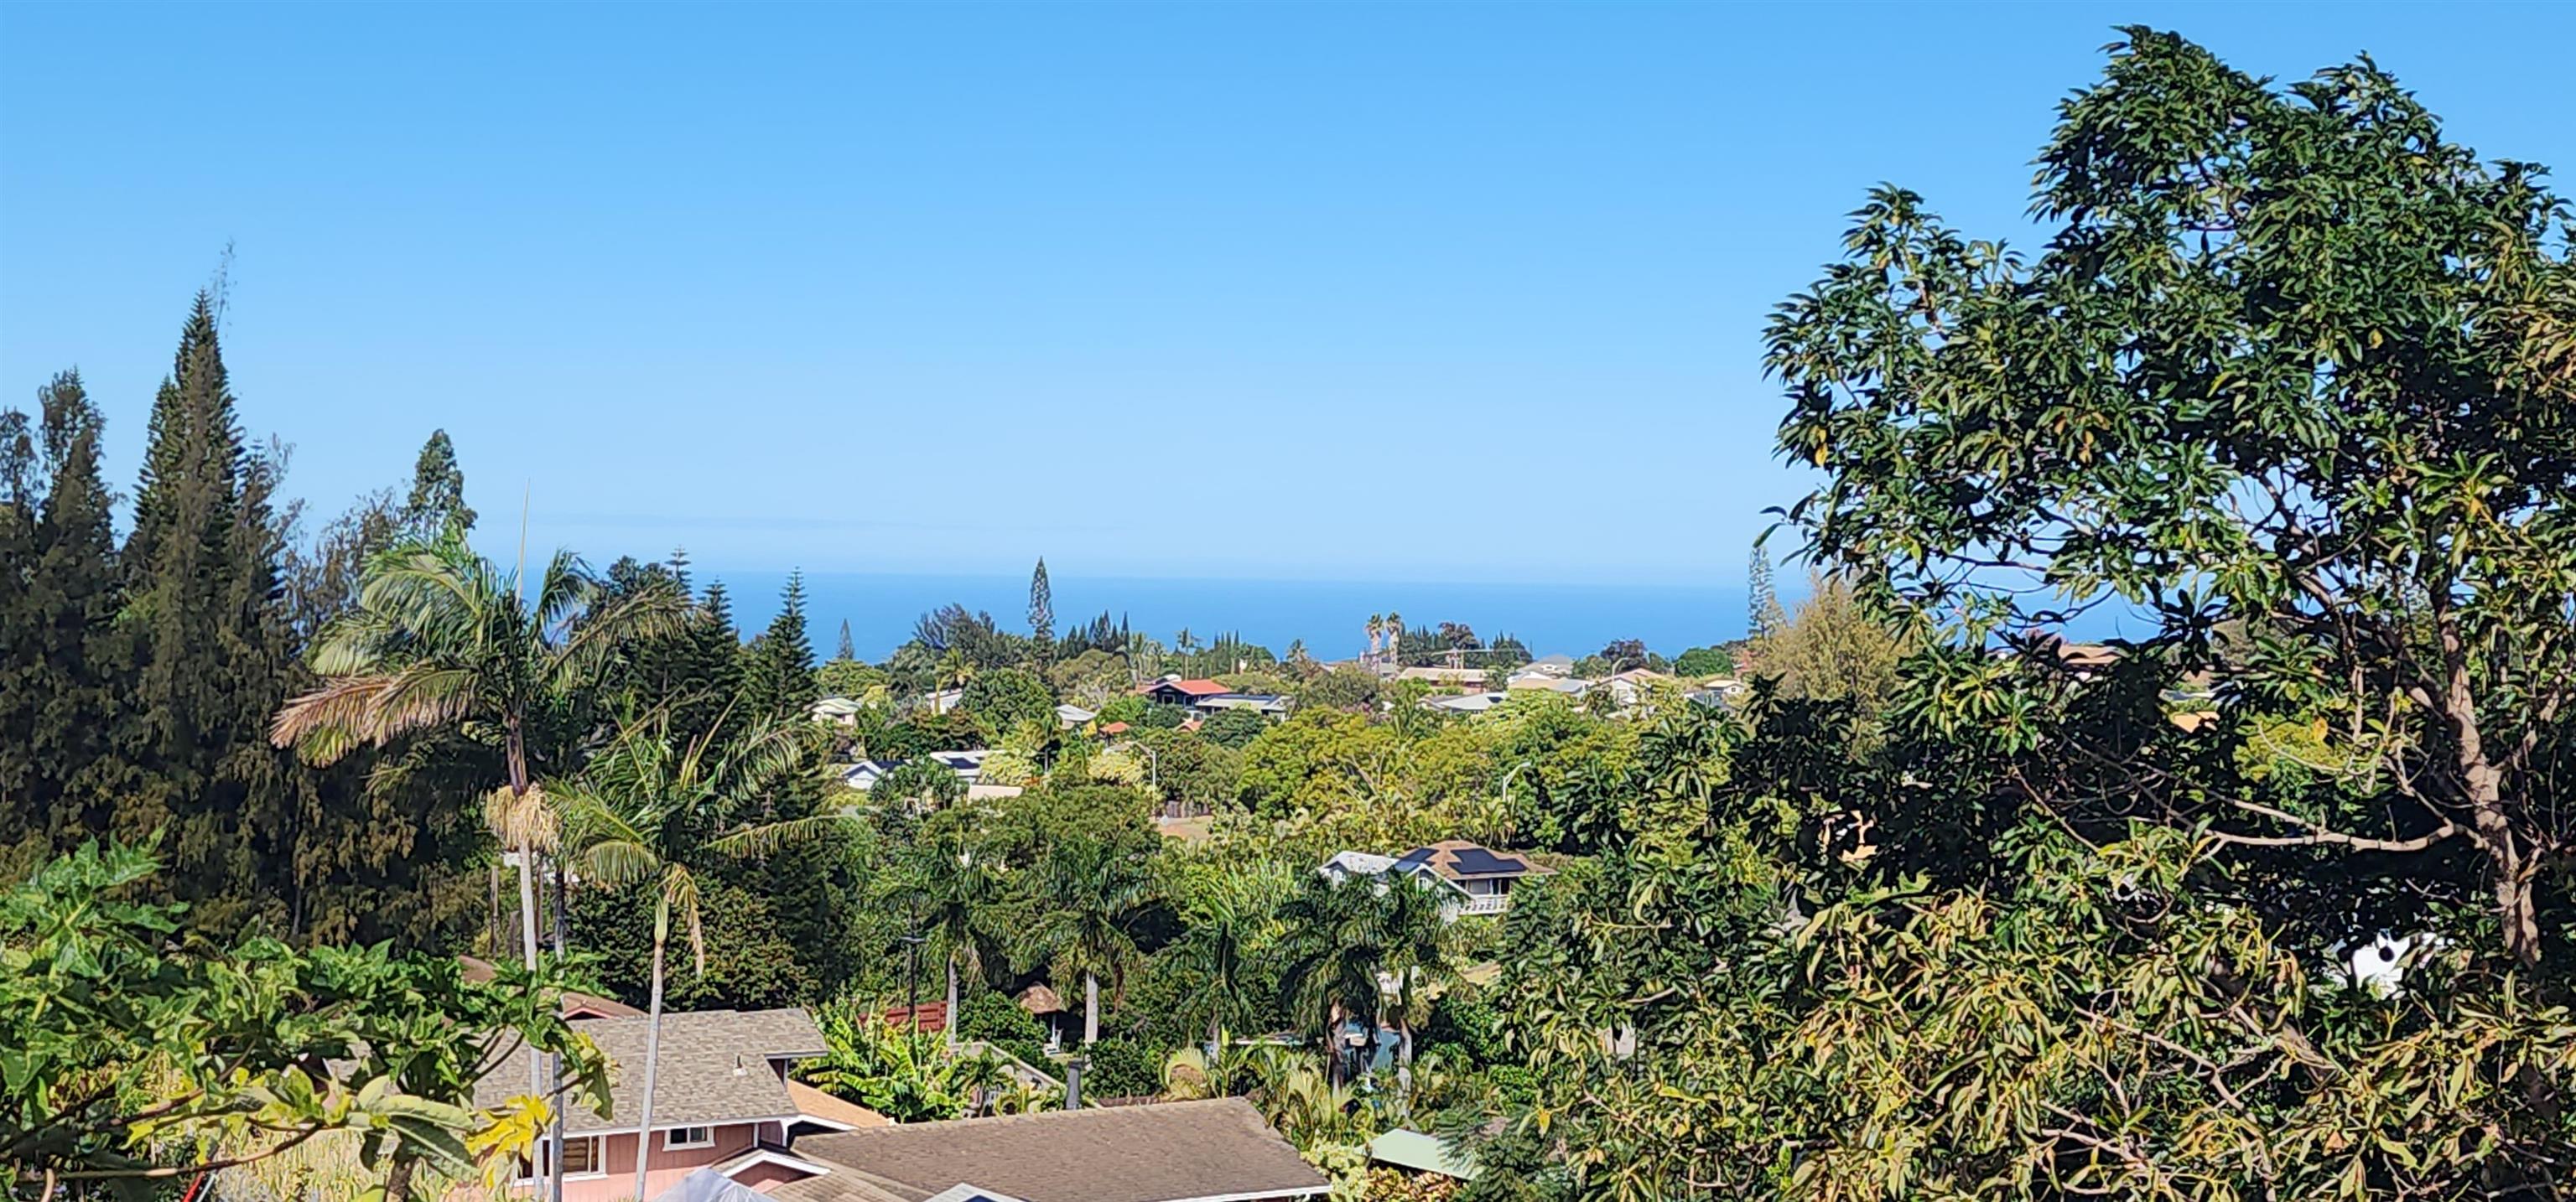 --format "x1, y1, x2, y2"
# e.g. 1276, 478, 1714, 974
1156, 678, 1230, 697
